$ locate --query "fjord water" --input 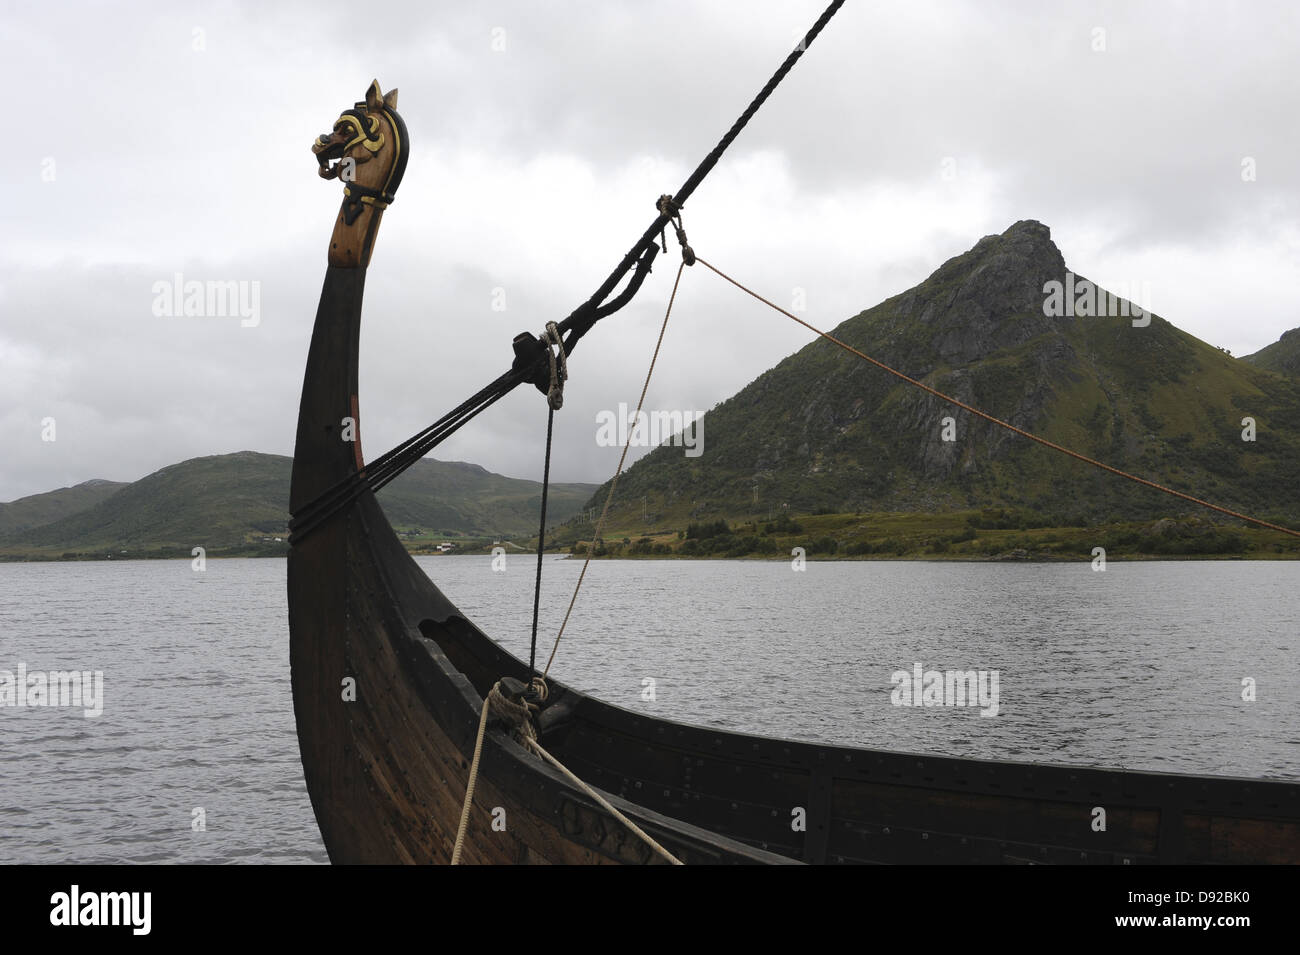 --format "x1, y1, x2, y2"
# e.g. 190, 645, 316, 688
0, 557, 1295, 864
